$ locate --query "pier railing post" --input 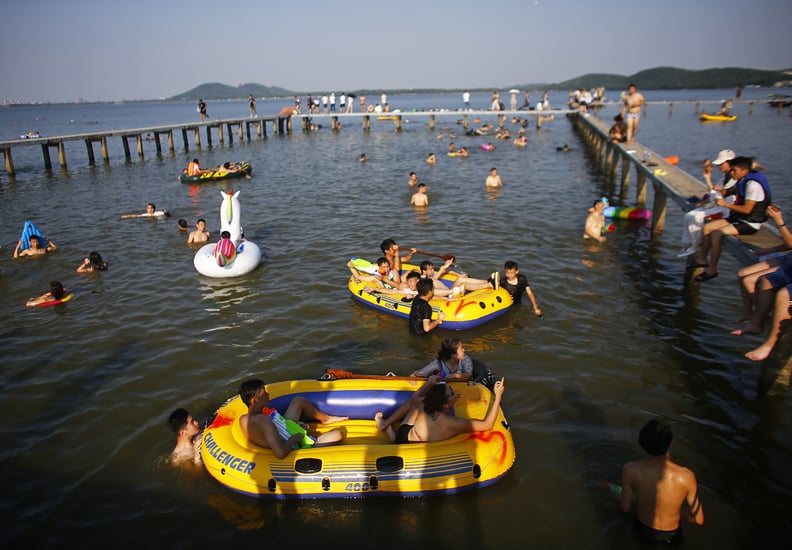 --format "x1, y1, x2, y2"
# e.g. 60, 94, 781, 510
85, 139, 96, 165
636, 171, 647, 206
1, 148, 15, 176
651, 181, 668, 234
